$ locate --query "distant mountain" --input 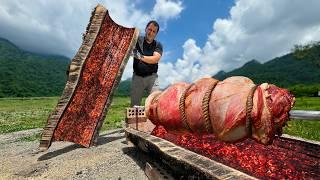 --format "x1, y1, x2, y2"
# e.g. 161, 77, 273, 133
0, 38, 70, 97
0, 37, 132, 97
114, 79, 131, 96
214, 70, 227, 78
1, 37, 319, 97
213, 54, 320, 87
